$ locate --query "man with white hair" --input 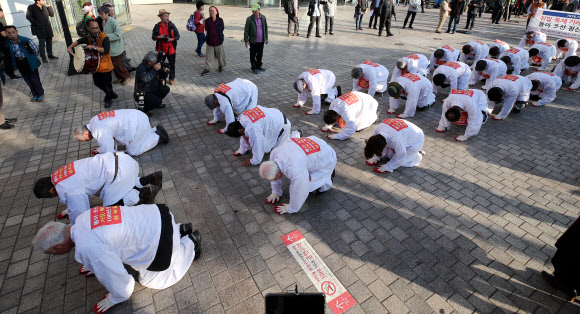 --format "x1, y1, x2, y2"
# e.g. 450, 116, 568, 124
351, 60, 389, 97
364, 118, 424, 173
32, 204, 201, 313
518, 31, 547, 48
205, 78, 258, 133
73, 109, 169, 156
225, 106, 294, 166
322, 91, 378, 140
526, 71, 562, 106
469, 58, 507, 90
432, 61, 472, 97
554, 56, 580, 90
436, 89, 489, 141
555, 38, 578, 59
486, 74, 533, 120
390, 53, 429, 82
459, 41, 489, 65
259, 136, 337, 215
528, 42, 557, 71
499, 47, 529, 75
428, 45, 460, 73
387, 73, 436, 118
488, 39, 510, 59
32, 152, 162, 224
293, 69, 340, 115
